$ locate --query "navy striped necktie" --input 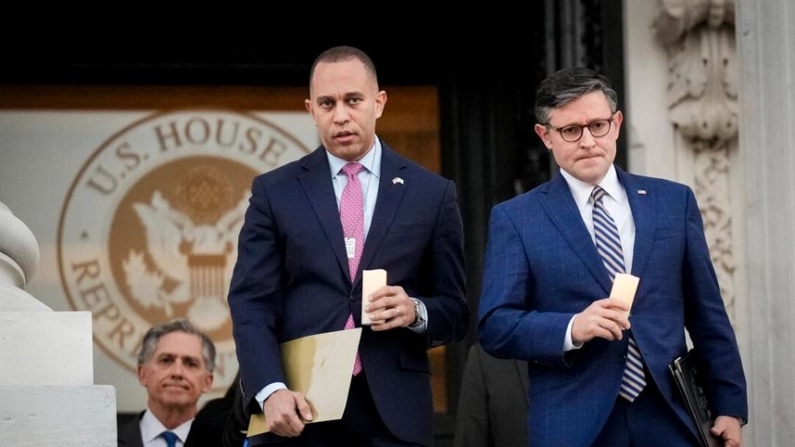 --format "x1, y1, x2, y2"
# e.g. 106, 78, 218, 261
591, 186, 646, 402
